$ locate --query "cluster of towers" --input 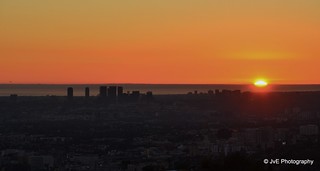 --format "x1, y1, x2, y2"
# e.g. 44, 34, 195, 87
67, 86, 124, 98
66, 86, 154, 102
98, 86, 123, 98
